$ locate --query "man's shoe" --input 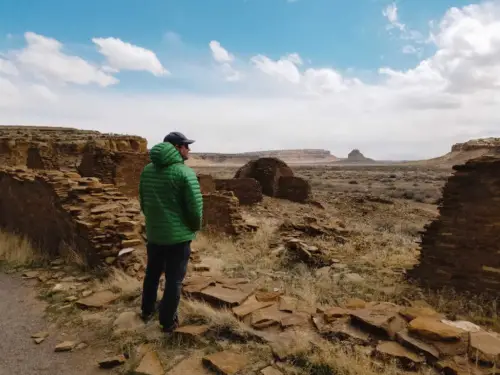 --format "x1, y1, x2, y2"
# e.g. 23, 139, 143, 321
140, 312, 154, 323
160, 321, 179, 333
